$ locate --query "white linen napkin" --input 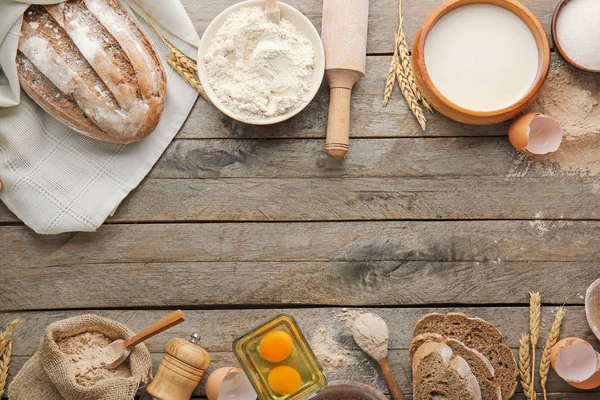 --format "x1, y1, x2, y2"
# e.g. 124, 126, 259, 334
0, 0, 200, 234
